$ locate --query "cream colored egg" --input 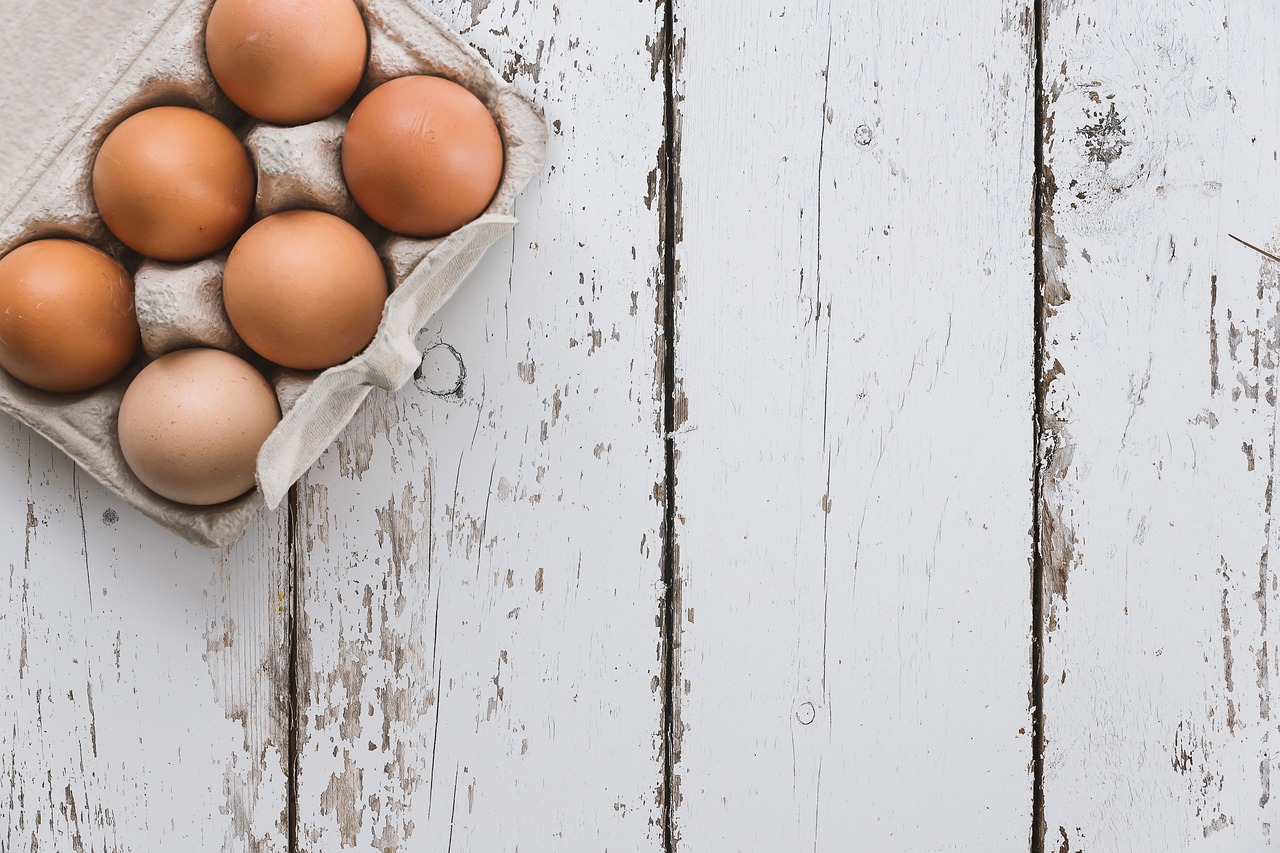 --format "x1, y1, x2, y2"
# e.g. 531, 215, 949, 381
117, 348, 279, 505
